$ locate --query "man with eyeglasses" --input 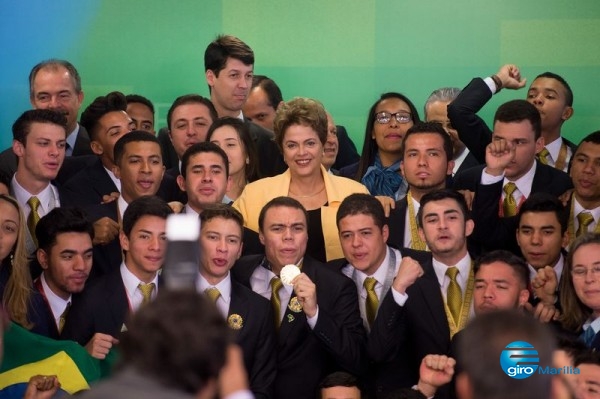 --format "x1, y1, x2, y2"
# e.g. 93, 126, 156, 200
424, 88, 480, 177
385, 122, 455, 251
